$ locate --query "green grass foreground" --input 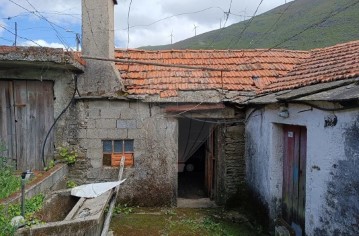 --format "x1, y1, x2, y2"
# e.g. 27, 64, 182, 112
110, 207, 265, 236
